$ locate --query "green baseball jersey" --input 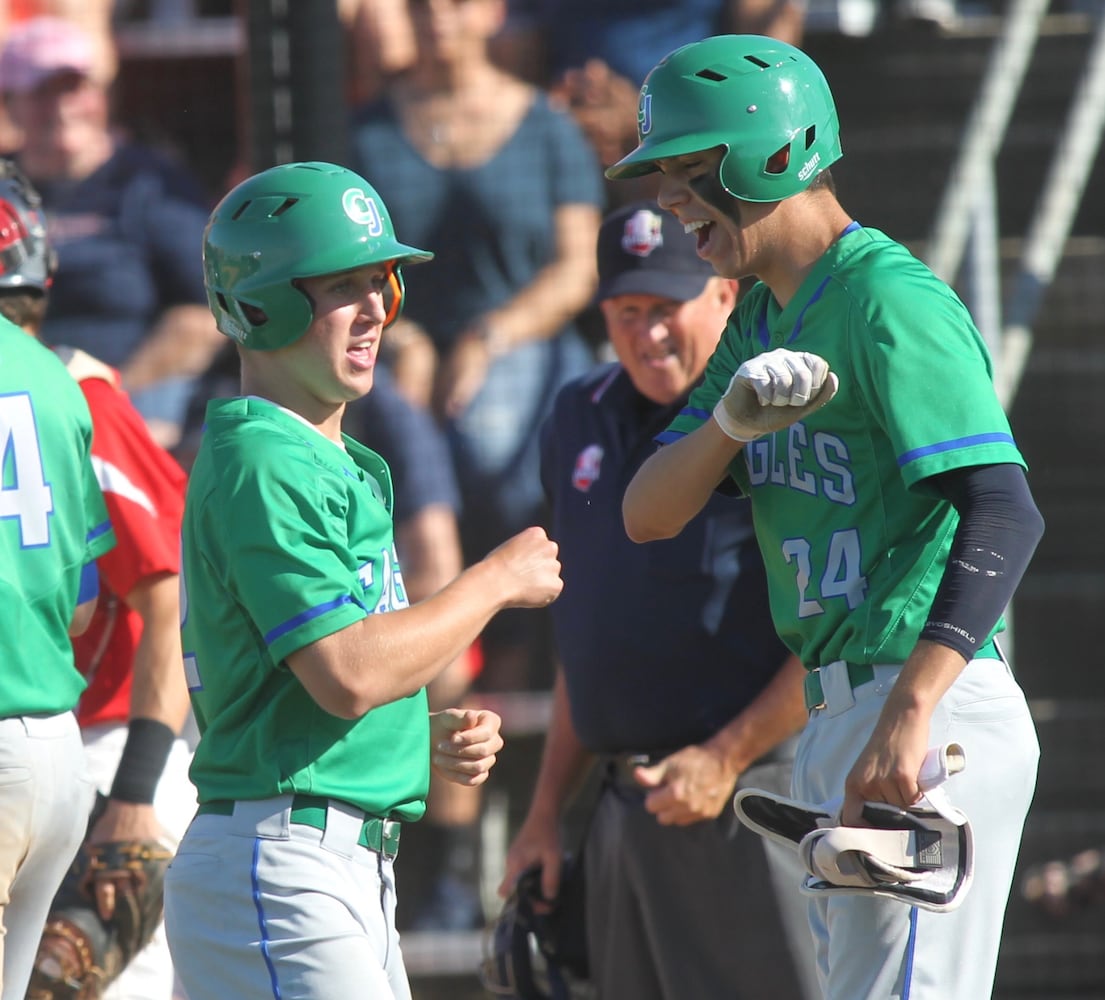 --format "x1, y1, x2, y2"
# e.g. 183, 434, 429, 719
0, 322, 115, 717
663, 226, 1025, 668
181, 396, 429, 820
